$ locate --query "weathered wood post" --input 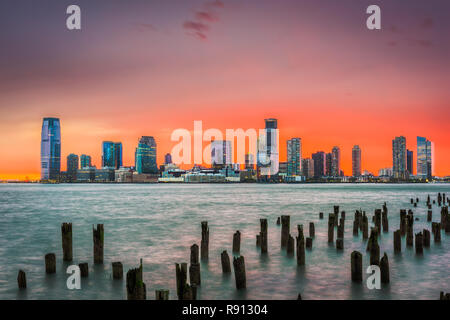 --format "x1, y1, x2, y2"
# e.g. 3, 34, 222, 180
362, 214, 368, 240
45, 253, 56, 274
127, 260, 146, 300
400, 210, 407, 236
296, 234, 305, 266
281, 215, 290, 248
341, 211, 346, 219
93, 224, 104, 264
336, 238, 344, 250
260, 218, 268, 254
232, 231, 241, 254
351, 251, 363, 282
415, 232, 423, 255
17, 270, 26, 289
406, 214, 414, 246
79, 263, 89, 277
189, 244, 201, 286
155, 290, 169, 300
337, 217, 344, 239
374, 209, 382, 232
233, 256, 246, 290
432, 222, 441, 243
287, 234, 294, 256
328, 214, 335, 243
201, 221, 209, 261
334, 205, 340, 216
427, 210, 432, 222
309, 222, 315, 238
382, 203, 388, 232
367, 228, 380, 266
380, 253, 390, 283
305, 237, 313, 249
393, 230, 401, 253
61, 222, 73, 262
112, 262, 123, 279
423, 229, 431, 247
176, 262, 194, 300
319, 212, 324, 219
221, 250, 231, 273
